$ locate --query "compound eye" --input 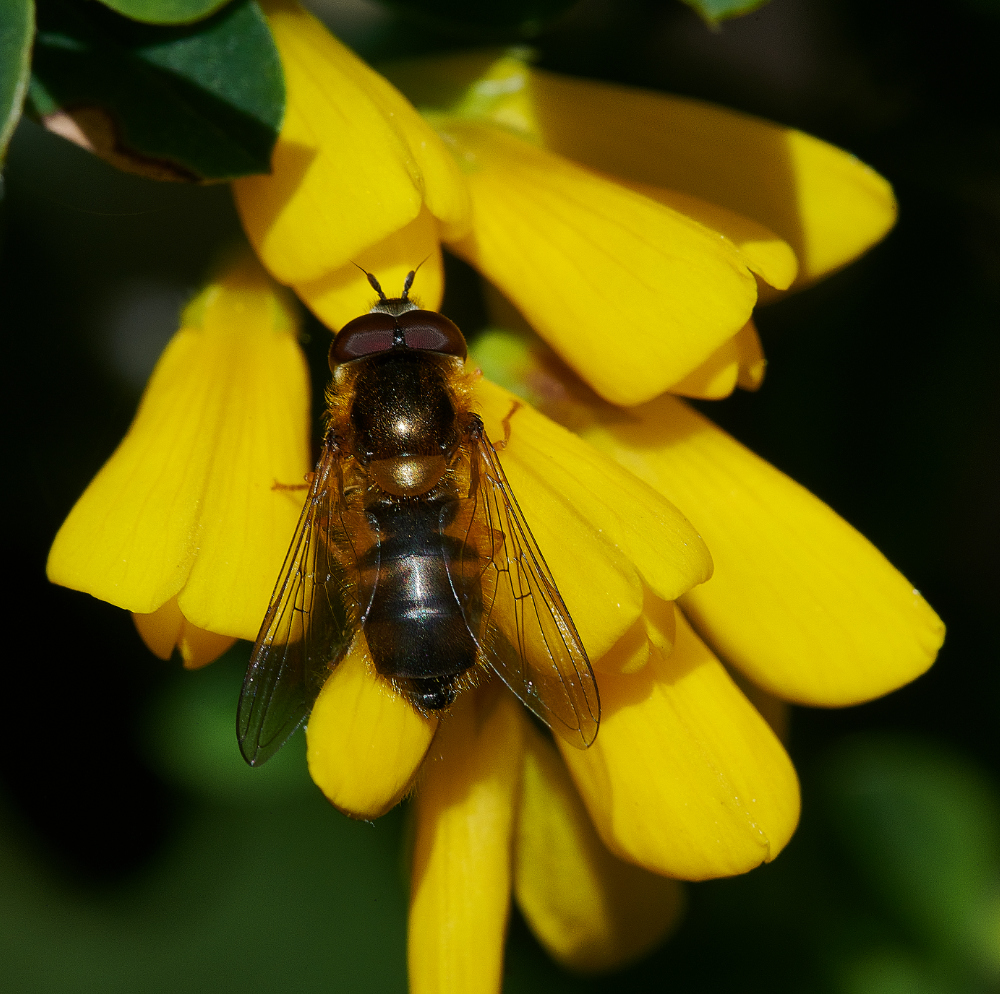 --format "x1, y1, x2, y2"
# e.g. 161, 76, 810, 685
329, 313, 398, 369
397, 310, 467, 359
